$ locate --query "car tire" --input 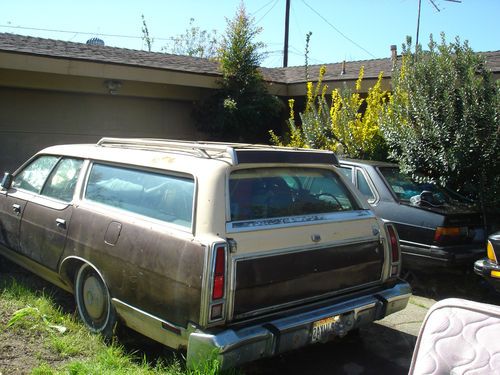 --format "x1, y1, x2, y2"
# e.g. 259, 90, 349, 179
75, 263, 116, 339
